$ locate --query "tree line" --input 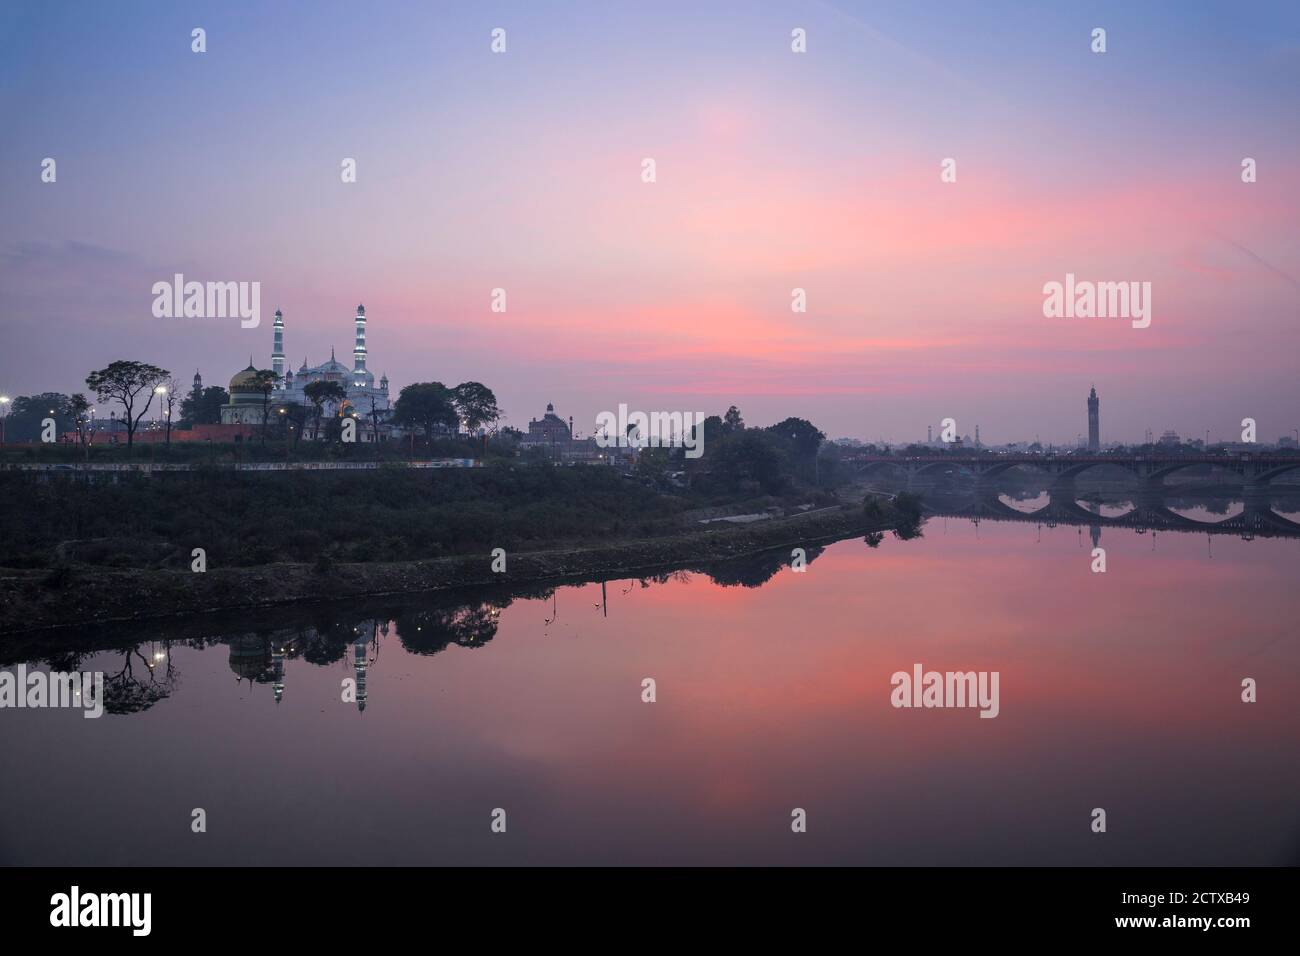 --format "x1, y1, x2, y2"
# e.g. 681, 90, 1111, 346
2, 360, 504, 451
632, 404, 834, 495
